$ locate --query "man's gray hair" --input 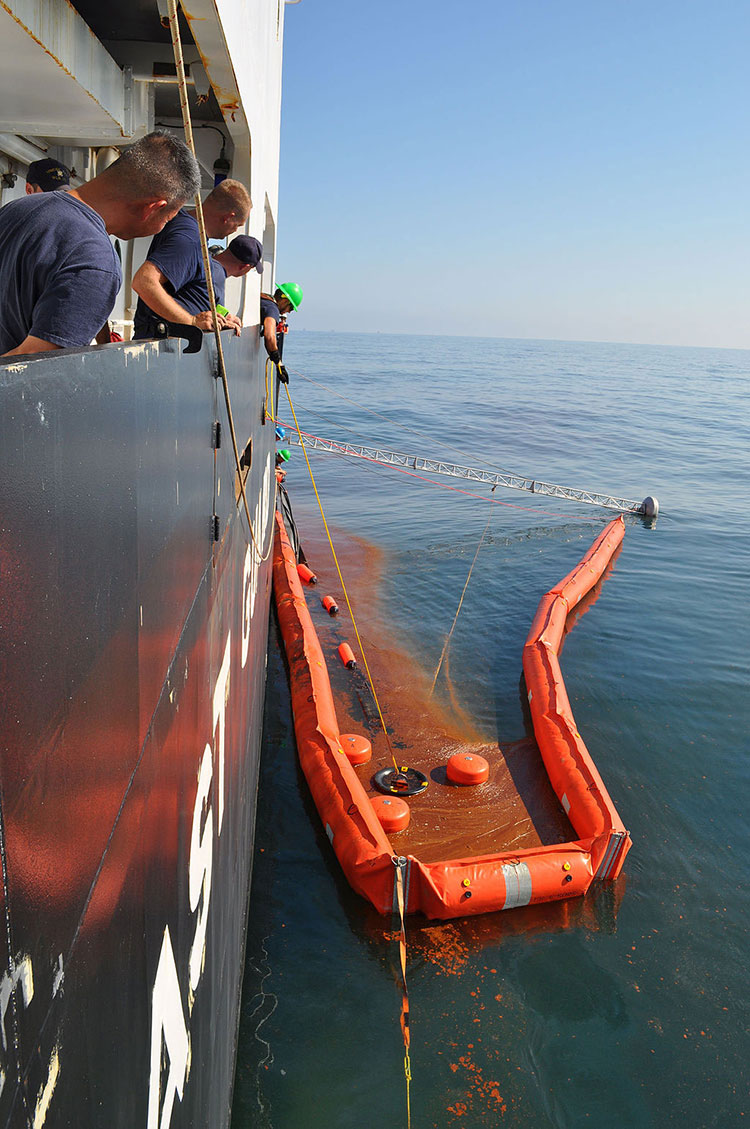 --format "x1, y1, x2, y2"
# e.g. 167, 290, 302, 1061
104, 130, 201, 207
